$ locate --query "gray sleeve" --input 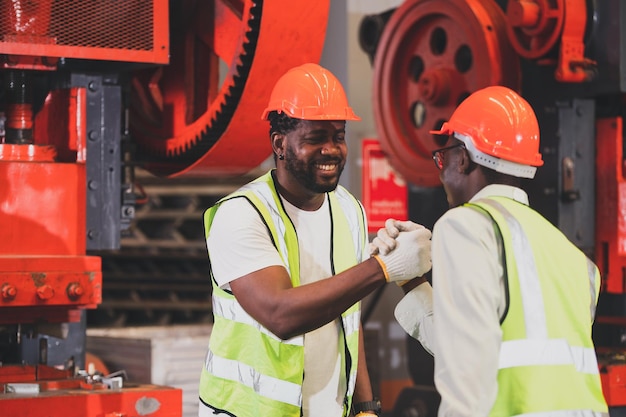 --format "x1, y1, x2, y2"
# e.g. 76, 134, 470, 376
432, 207, 503, 417
394, 282, 435, 355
